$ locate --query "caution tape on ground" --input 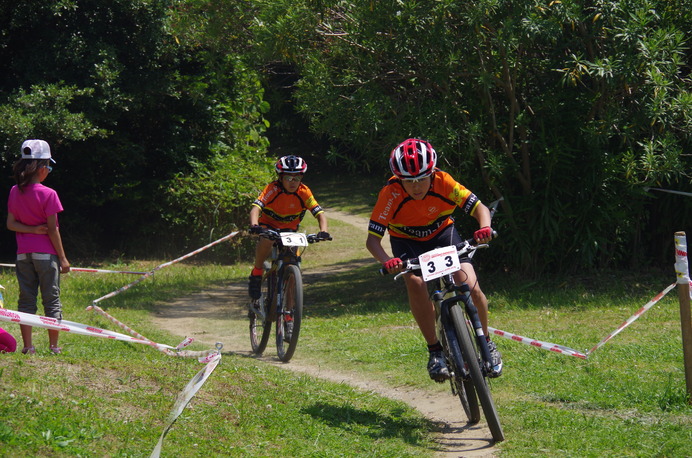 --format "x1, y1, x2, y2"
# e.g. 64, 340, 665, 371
0, 307, 219, 360
150, 353, 222, 458
2, 232, 238, 454
491, 282, 688, 359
